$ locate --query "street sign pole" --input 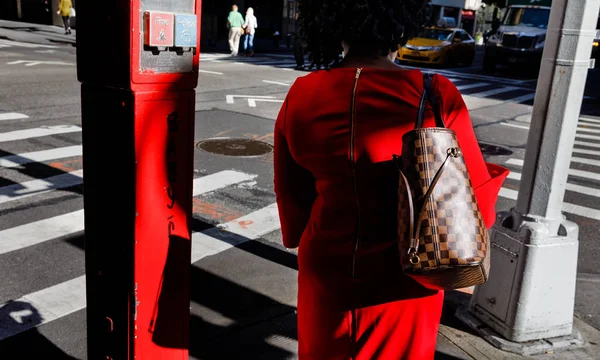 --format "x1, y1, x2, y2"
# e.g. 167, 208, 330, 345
77, 1, 201, 359
458, 0, 600, 355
